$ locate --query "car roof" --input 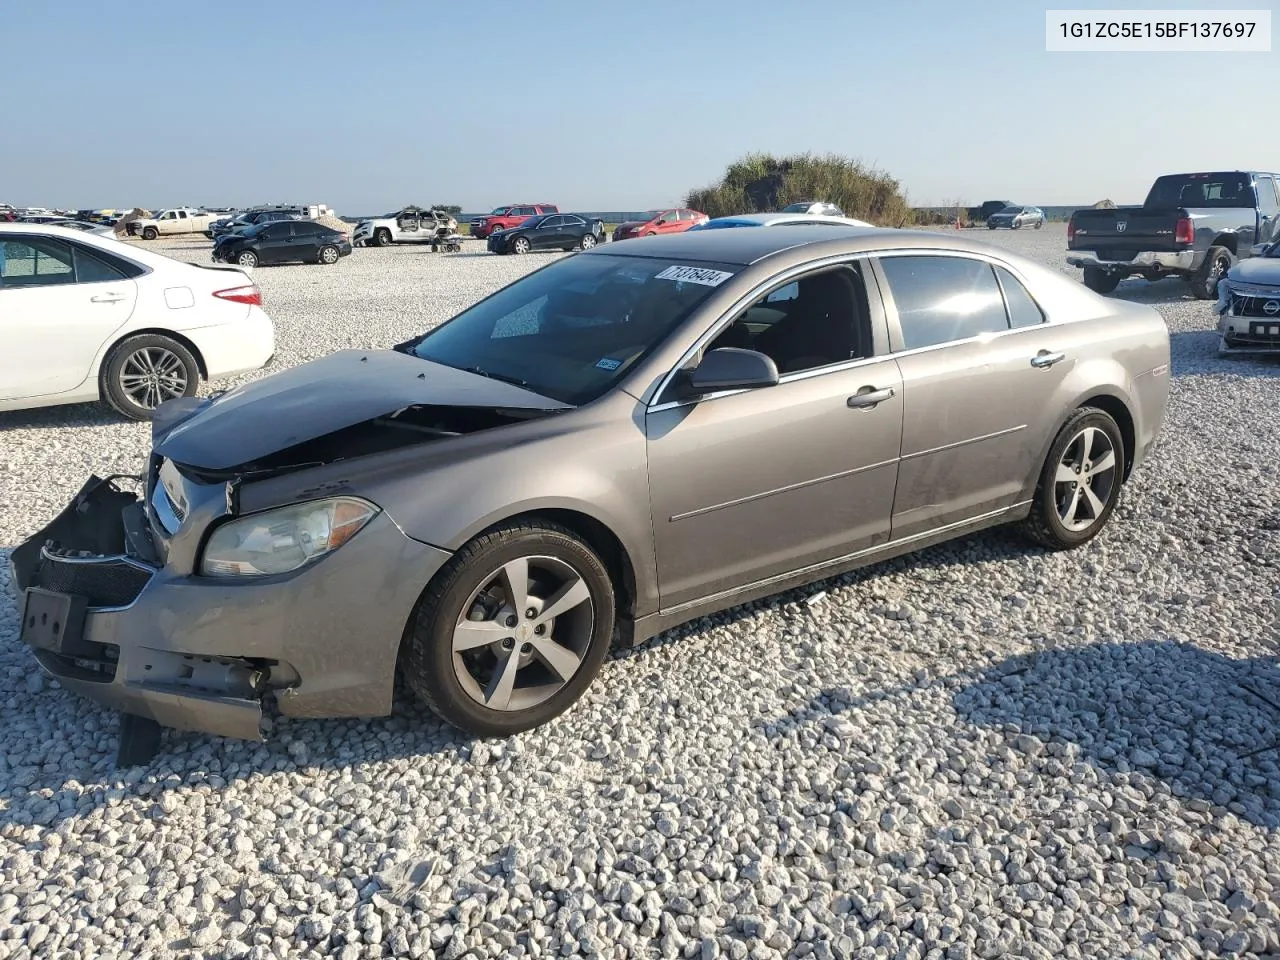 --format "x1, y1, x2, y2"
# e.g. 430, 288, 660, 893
704, 213, 870, 228
583, 225, 1039, 267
